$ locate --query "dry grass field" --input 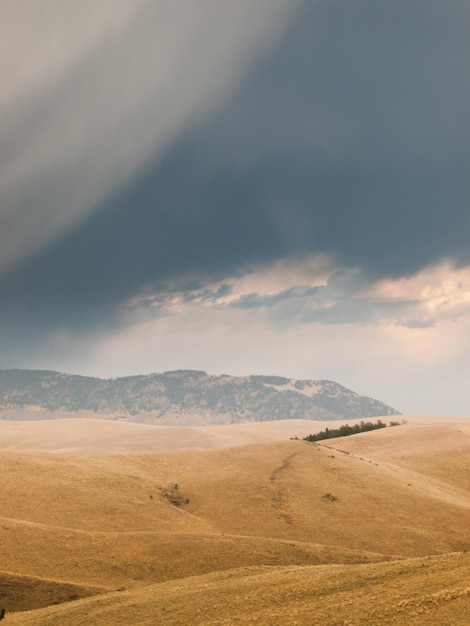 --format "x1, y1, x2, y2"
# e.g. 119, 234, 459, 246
0, 415, 469, 624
